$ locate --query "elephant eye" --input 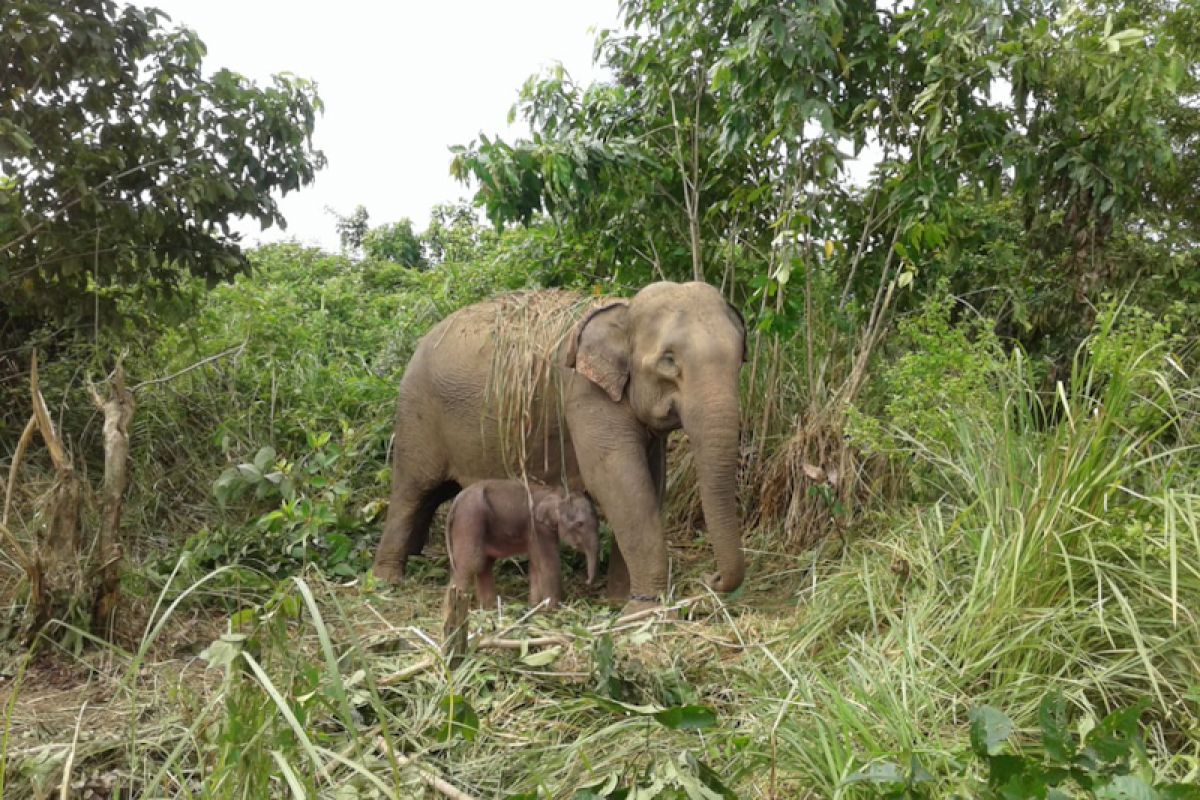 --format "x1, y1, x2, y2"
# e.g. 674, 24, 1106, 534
657, 352, 680, 377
